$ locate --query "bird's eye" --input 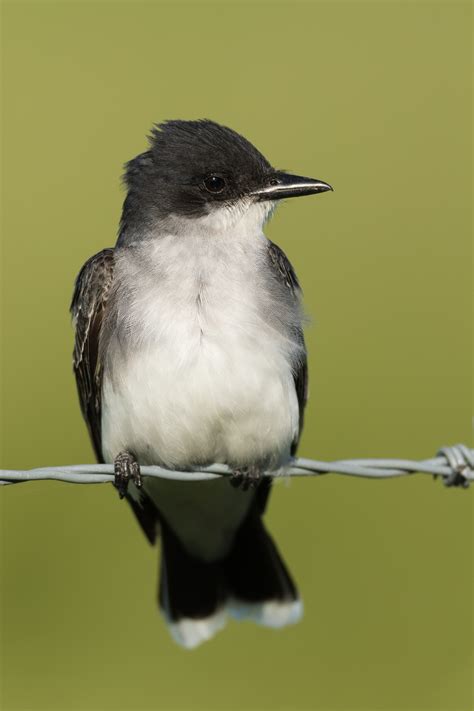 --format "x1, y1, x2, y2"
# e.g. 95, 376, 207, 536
203, 175, 226, 194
